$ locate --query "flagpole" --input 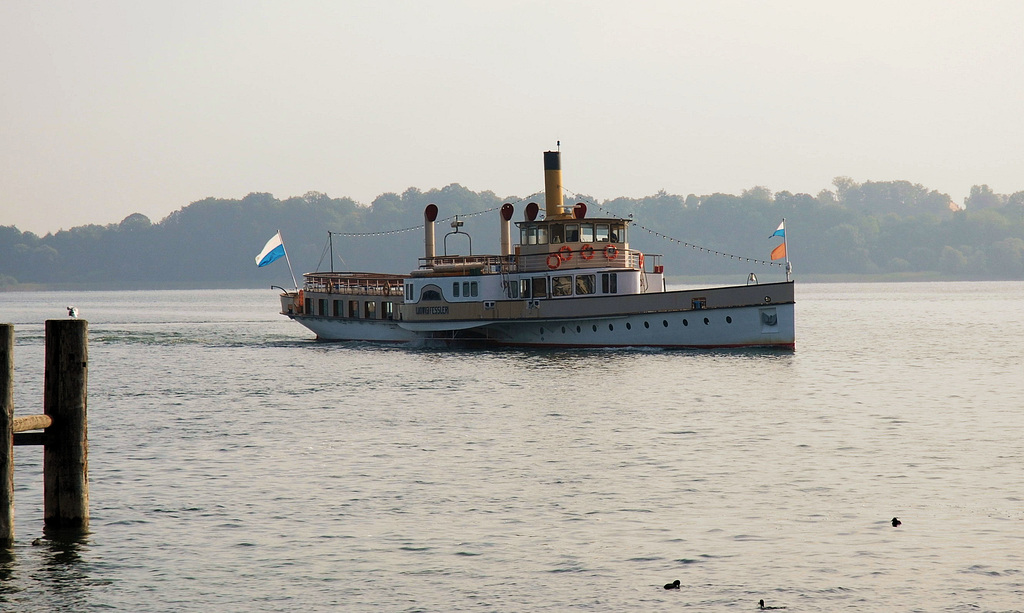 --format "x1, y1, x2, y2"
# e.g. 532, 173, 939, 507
279, 229, 299, 291
782, 217, 791, 282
